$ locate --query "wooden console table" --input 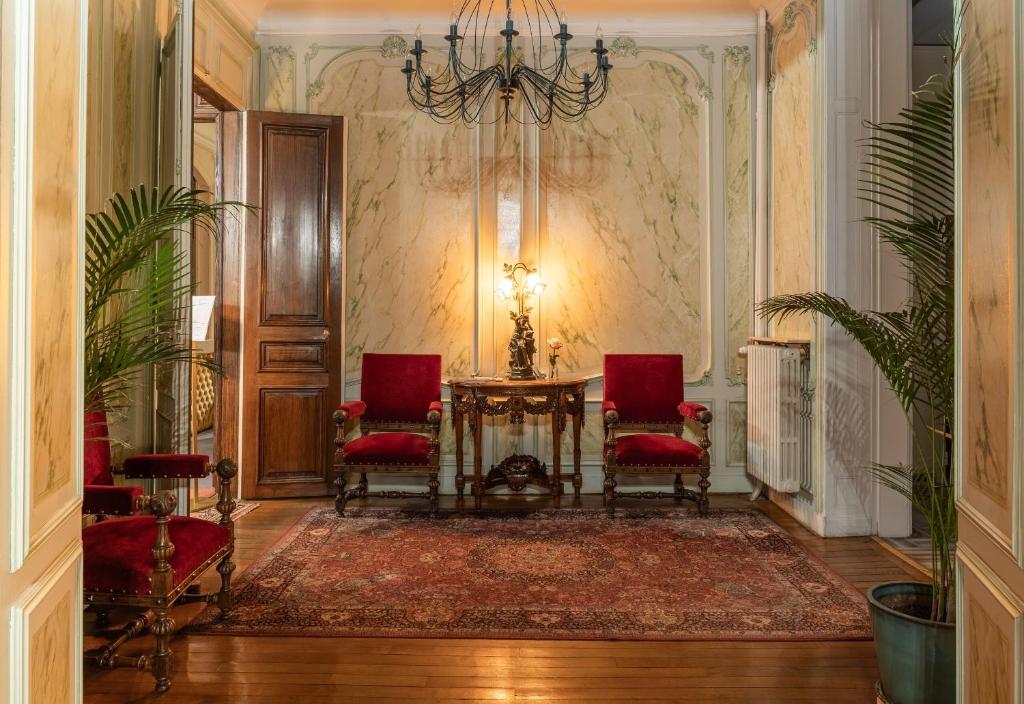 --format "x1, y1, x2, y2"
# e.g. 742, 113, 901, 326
448, 377, 588, 509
